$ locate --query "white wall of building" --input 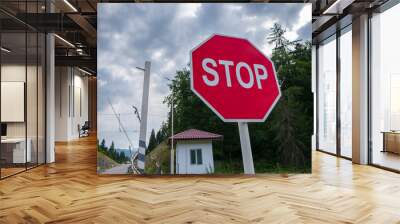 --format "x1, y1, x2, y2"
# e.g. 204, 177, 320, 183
55, 67, 89, 141
175, 140, 214, 174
